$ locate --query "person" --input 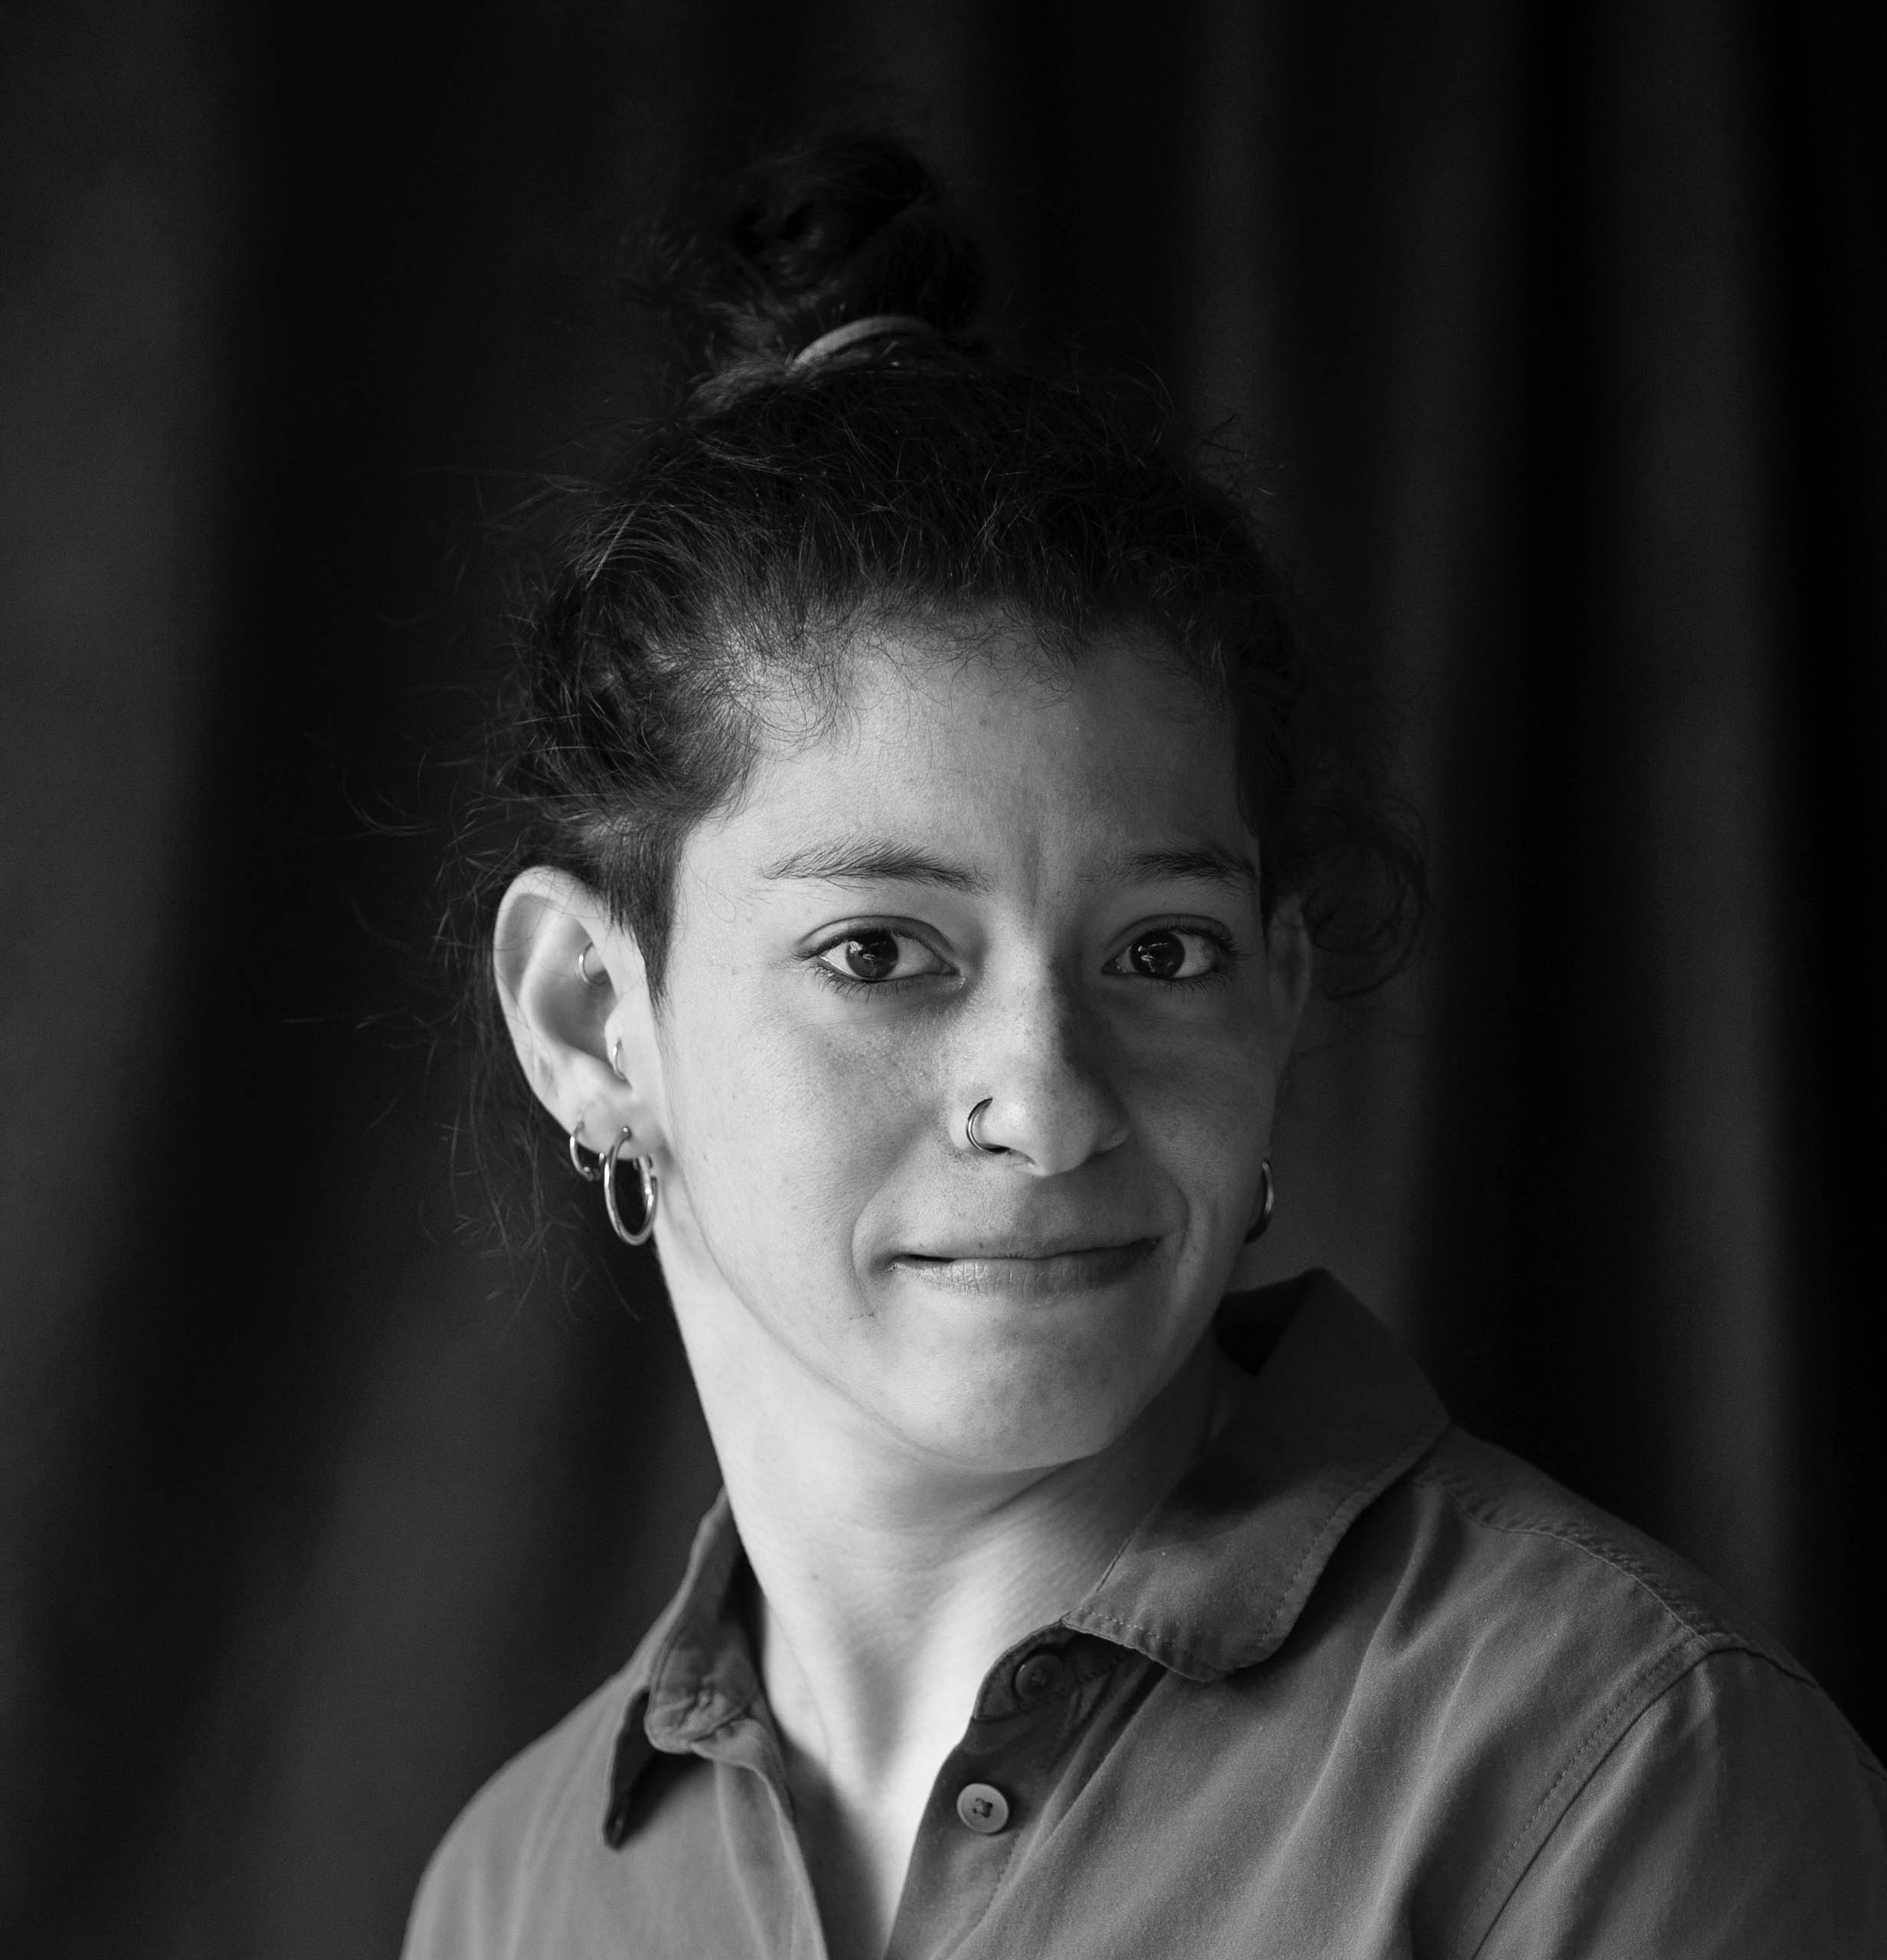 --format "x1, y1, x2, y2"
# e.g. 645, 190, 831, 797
404, 135, 1886, 1959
